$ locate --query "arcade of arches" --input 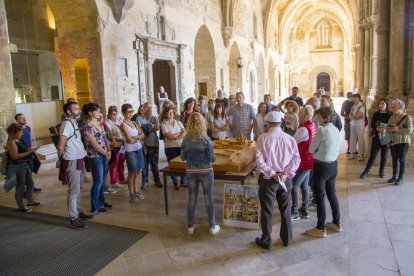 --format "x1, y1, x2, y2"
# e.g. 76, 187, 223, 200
0, 0, 414, 148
